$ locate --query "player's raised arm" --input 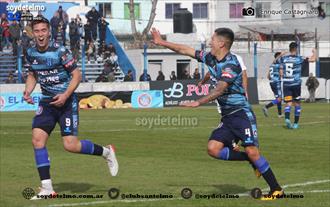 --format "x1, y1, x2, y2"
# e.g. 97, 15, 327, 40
151, 28, 196, 58
23, 72, 37, 104
307, 48, 316, 62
